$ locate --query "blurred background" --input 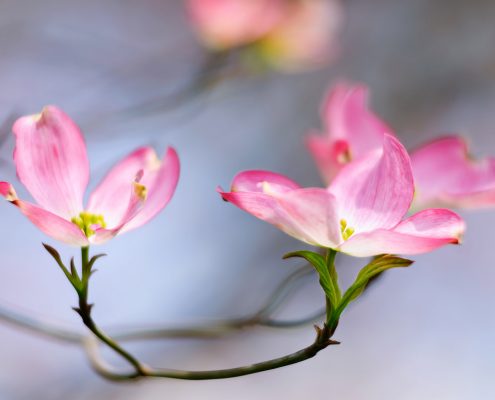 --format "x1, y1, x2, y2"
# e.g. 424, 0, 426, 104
0, 0, 495, 399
